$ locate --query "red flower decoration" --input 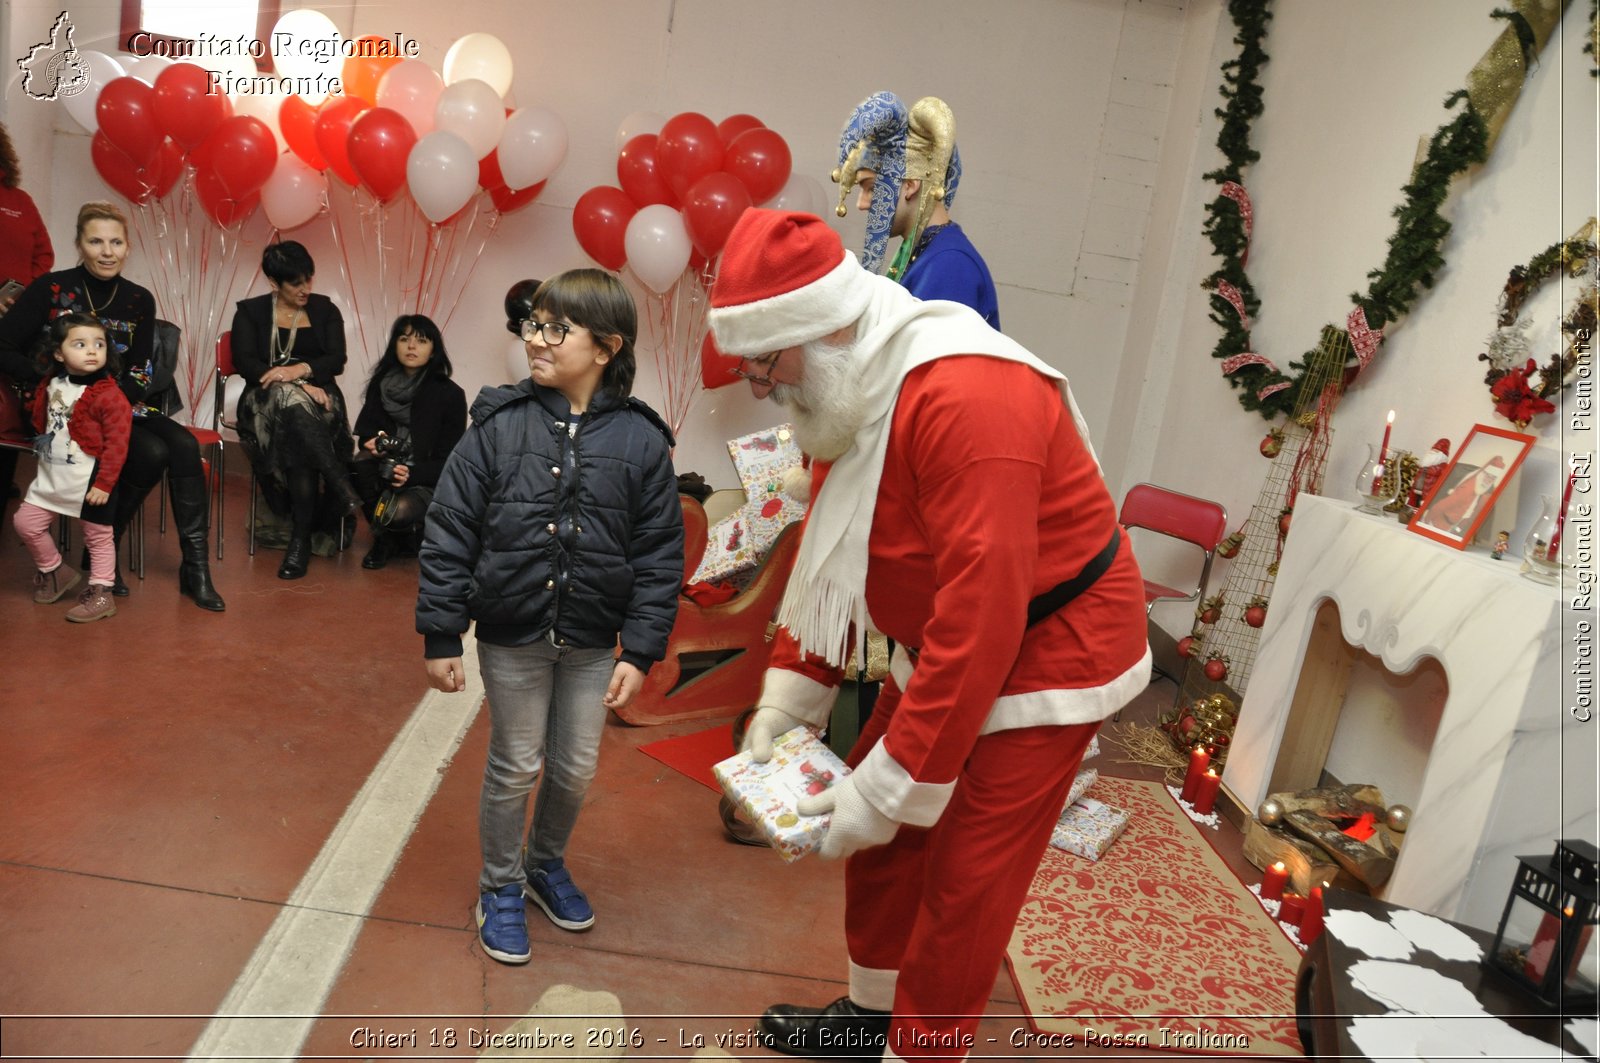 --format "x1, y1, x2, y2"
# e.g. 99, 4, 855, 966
1490, 358, 1556, 429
